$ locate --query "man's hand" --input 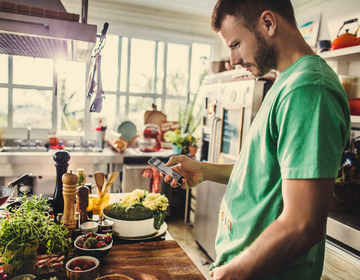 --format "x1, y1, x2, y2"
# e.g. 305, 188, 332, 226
164, 155, 204, 189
